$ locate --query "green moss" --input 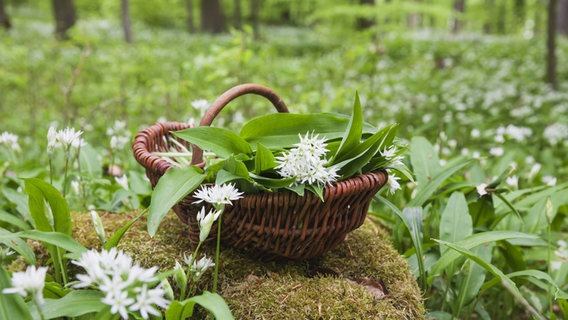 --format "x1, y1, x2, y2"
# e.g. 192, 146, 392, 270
71, 211, 425, 319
